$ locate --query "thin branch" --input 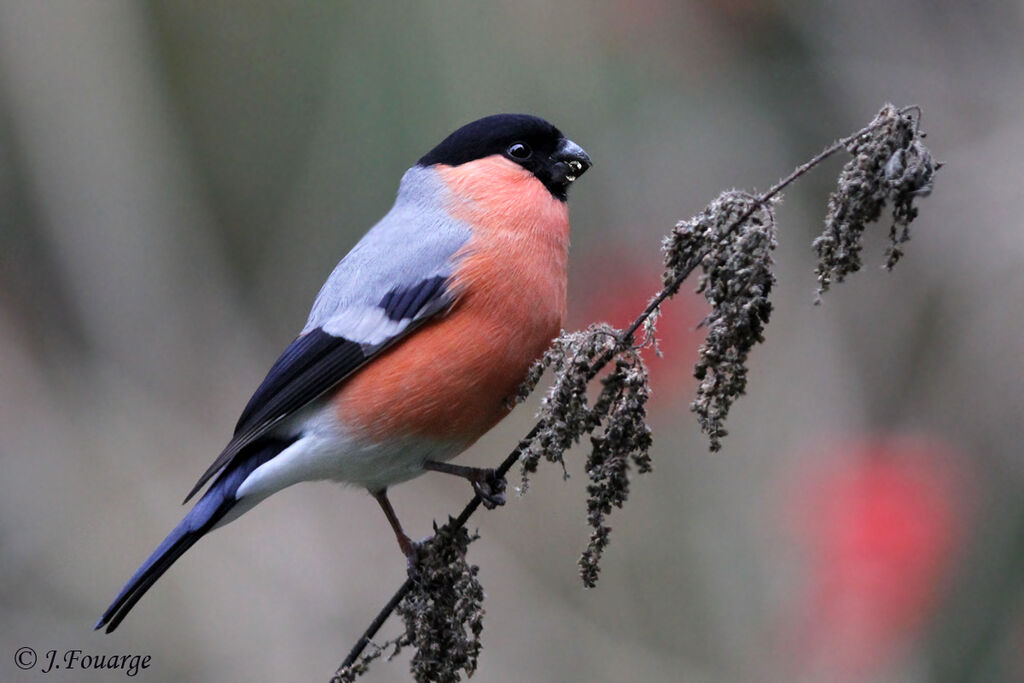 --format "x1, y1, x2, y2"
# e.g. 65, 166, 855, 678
333, 104, 922, 678
339, 577, 413, 673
